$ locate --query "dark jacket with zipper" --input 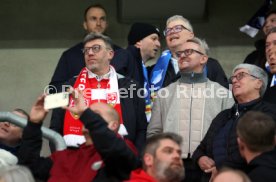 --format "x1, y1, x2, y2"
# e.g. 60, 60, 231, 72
243, 39, 266, 69
192, 98, 276, 181
263, 72, 276, 105
110, 45, 145, 87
